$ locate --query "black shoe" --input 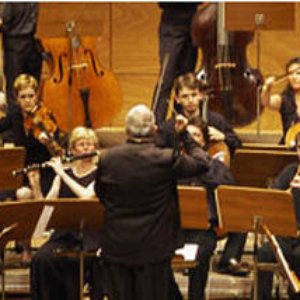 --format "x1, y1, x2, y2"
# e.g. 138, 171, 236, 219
216, 258, 250, 277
